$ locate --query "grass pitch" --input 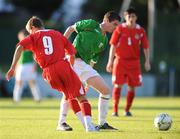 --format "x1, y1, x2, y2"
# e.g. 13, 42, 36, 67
0, 97, 180, 139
